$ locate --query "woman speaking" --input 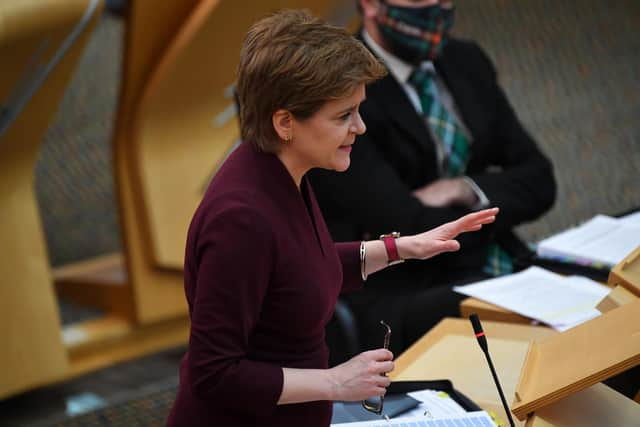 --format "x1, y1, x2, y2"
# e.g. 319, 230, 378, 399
167, 9, 497, 426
